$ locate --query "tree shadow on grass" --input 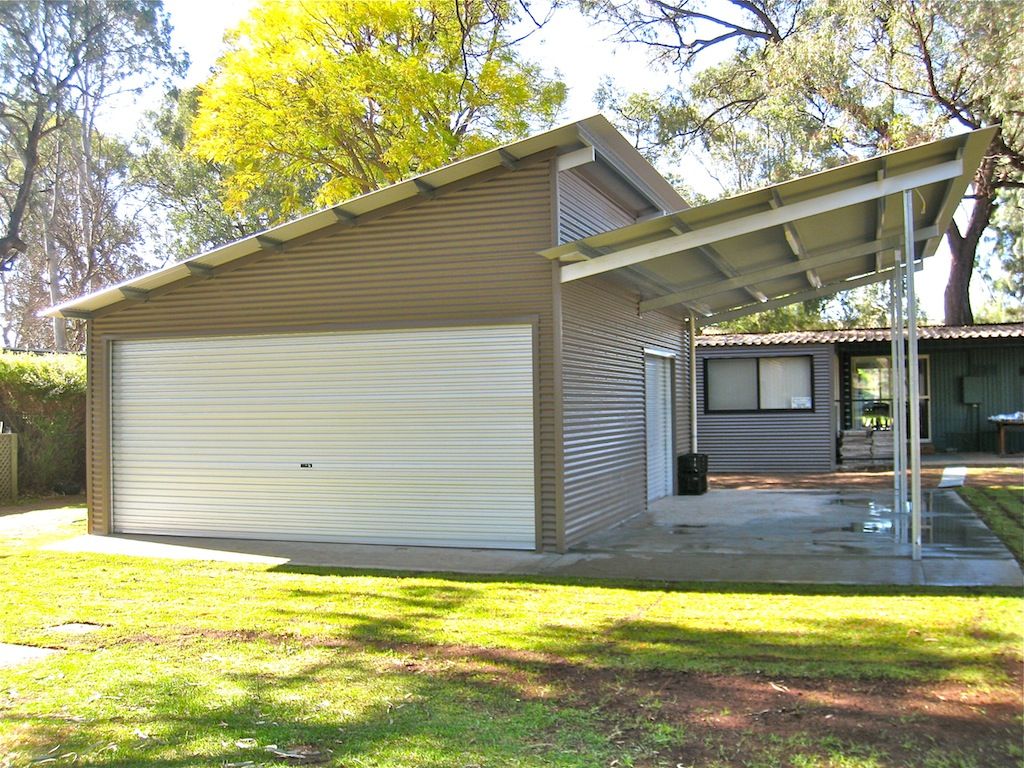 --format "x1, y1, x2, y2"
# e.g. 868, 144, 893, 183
3, 616, 1020, 768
